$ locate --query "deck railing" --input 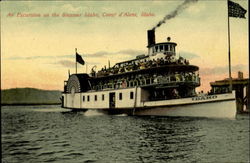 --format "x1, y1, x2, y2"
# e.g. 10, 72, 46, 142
92, 74, 200, 91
